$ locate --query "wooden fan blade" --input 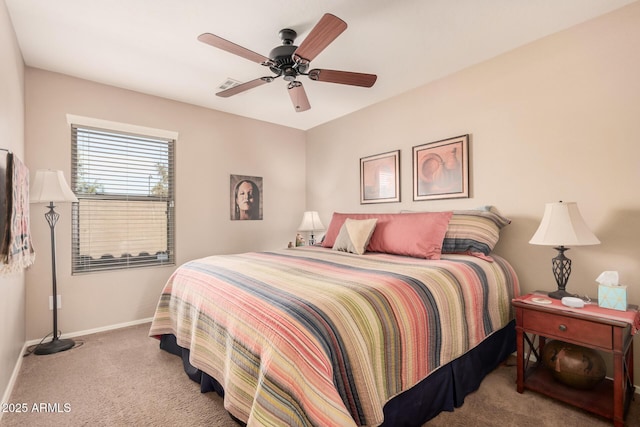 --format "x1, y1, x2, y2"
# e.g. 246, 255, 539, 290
216, 77, 273, 98
287, 81, 311, 112
293, 14, 347, 64
308, 69, 377, 87
198, 33, 273, 66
